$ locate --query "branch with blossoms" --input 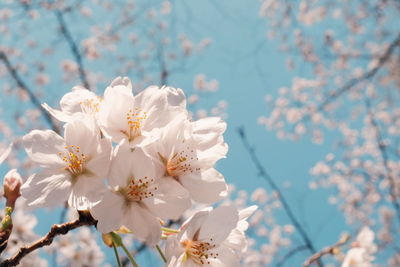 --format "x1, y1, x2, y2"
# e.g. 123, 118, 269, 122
302, 234, 350, 267
0, 76, 257, 266
314, 32, 400, 114
364, 98, 400, 223
0, 211, 96, 267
